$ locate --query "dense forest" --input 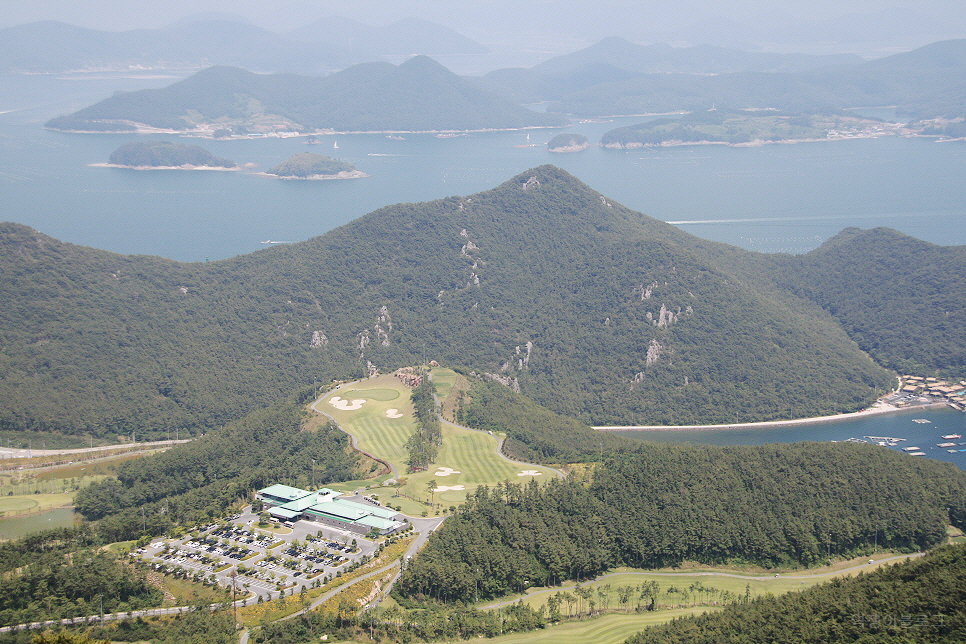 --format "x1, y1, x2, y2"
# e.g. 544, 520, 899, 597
73, 394, 358, 538
45, 58, 567, 133
266, 153, 359, 178
107, 141, 236, 168
394, 442, 966, 603
0, 527, 163, 628
626, 543, 966, 643
771, 227, 966, 378
0, 166, 904, 440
